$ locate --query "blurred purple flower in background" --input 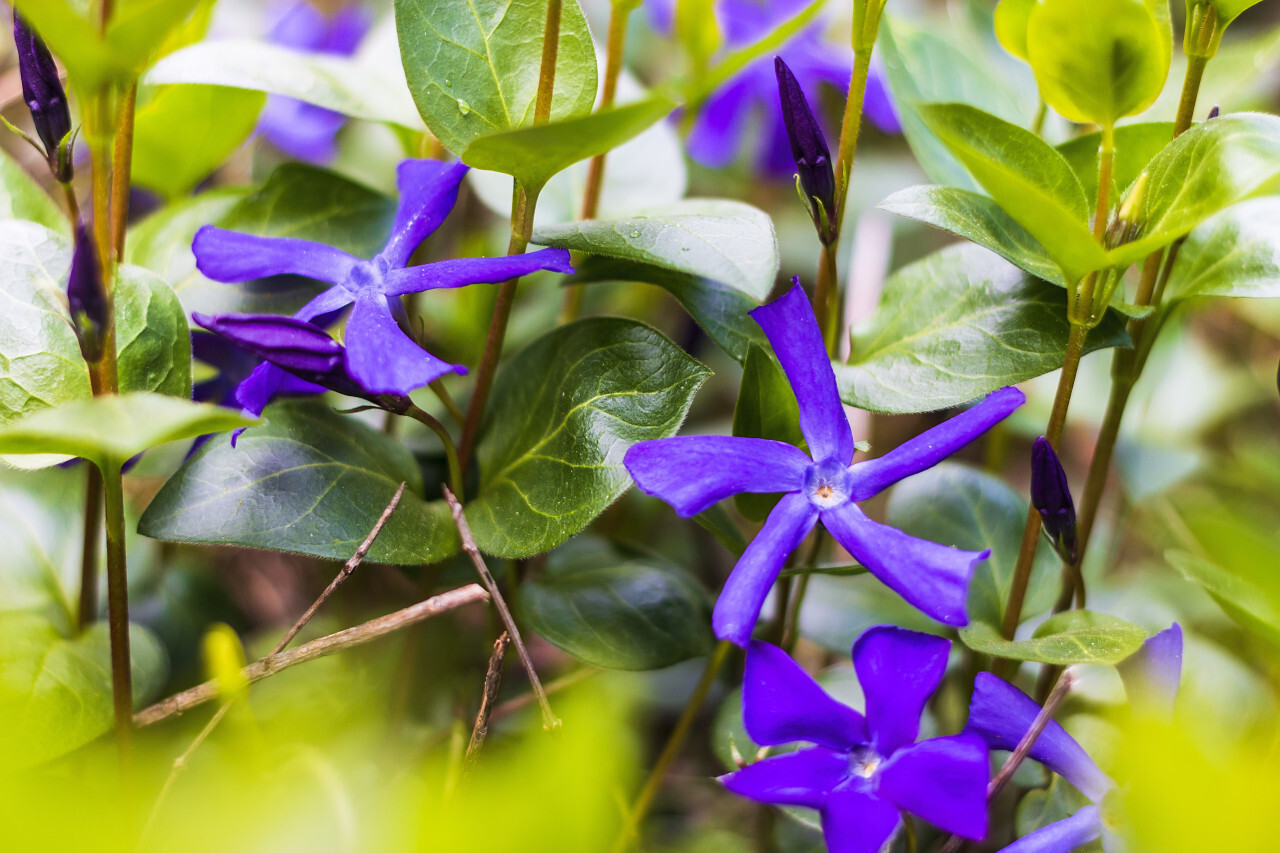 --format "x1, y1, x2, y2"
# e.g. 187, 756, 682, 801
721, 627, 989, 852
192, 159, 573, 418
647, 0, 900, 175
625, 282, 1024, 645
966, 625, 1183, 853
257, 1, 371, 163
